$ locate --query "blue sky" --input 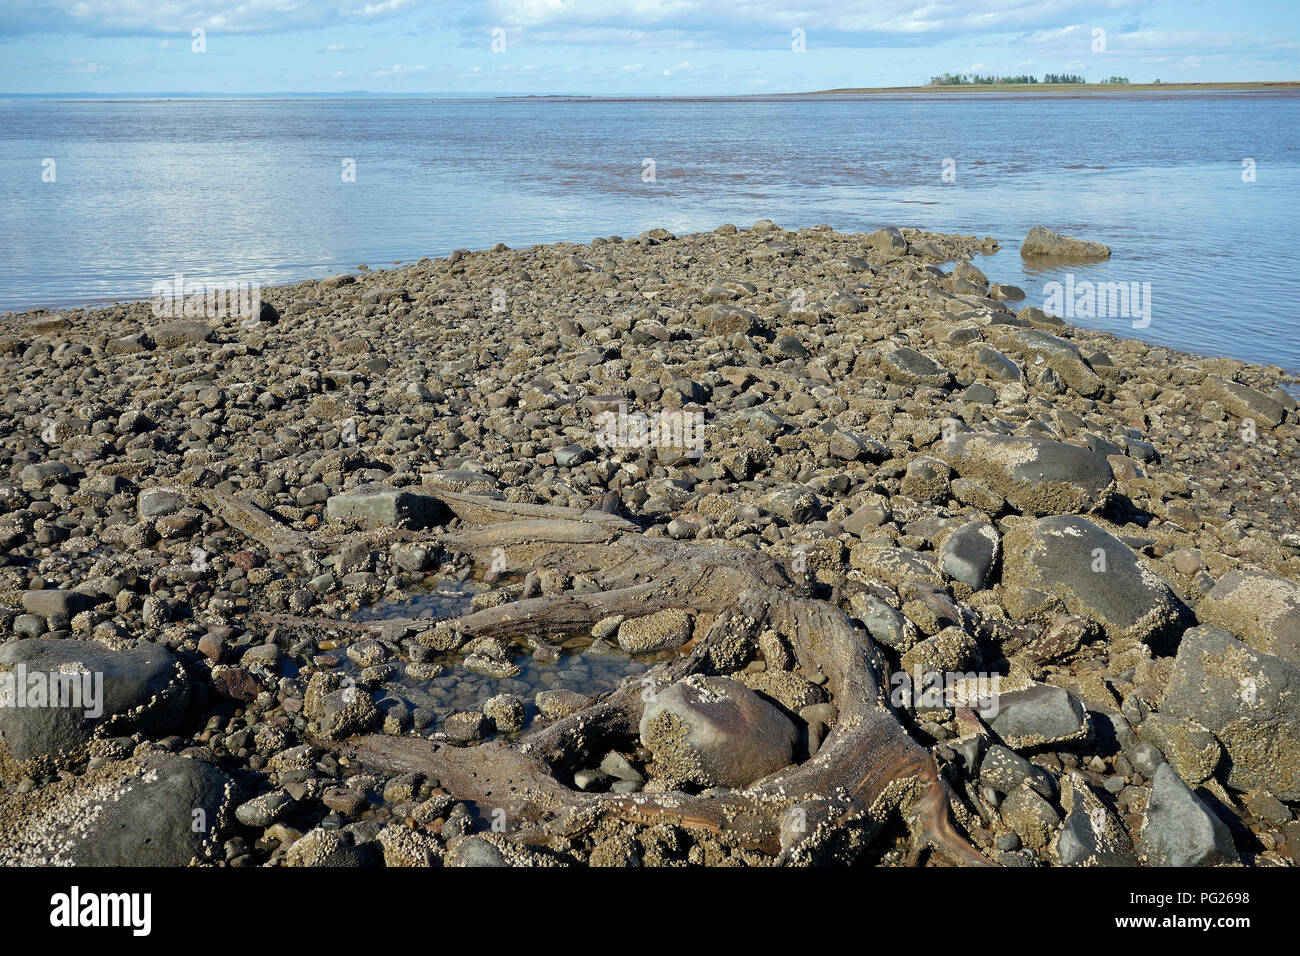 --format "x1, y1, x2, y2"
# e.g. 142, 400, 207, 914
1, 0, 1297, 95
